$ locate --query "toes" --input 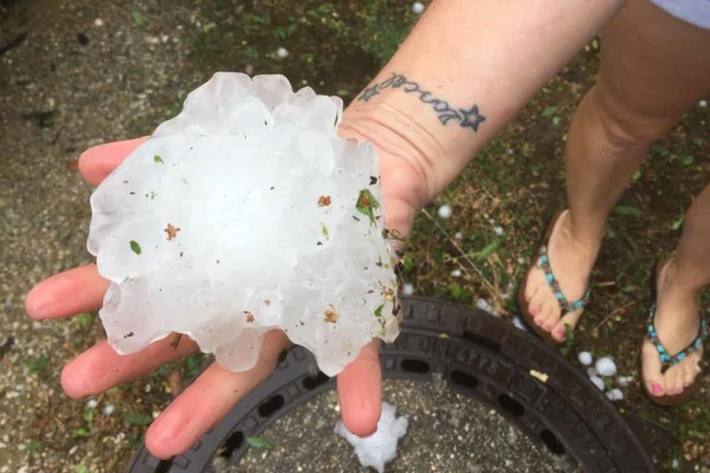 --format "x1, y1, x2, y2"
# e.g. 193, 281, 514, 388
641, 342, 666, 397
682, 355, 701, 387
664, 367, 684, 395
542, 301, 561, 331
529, 290, 546, 318
551, 311, 582, 342
524, 274, 539, 302
534, 298, 552, 327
